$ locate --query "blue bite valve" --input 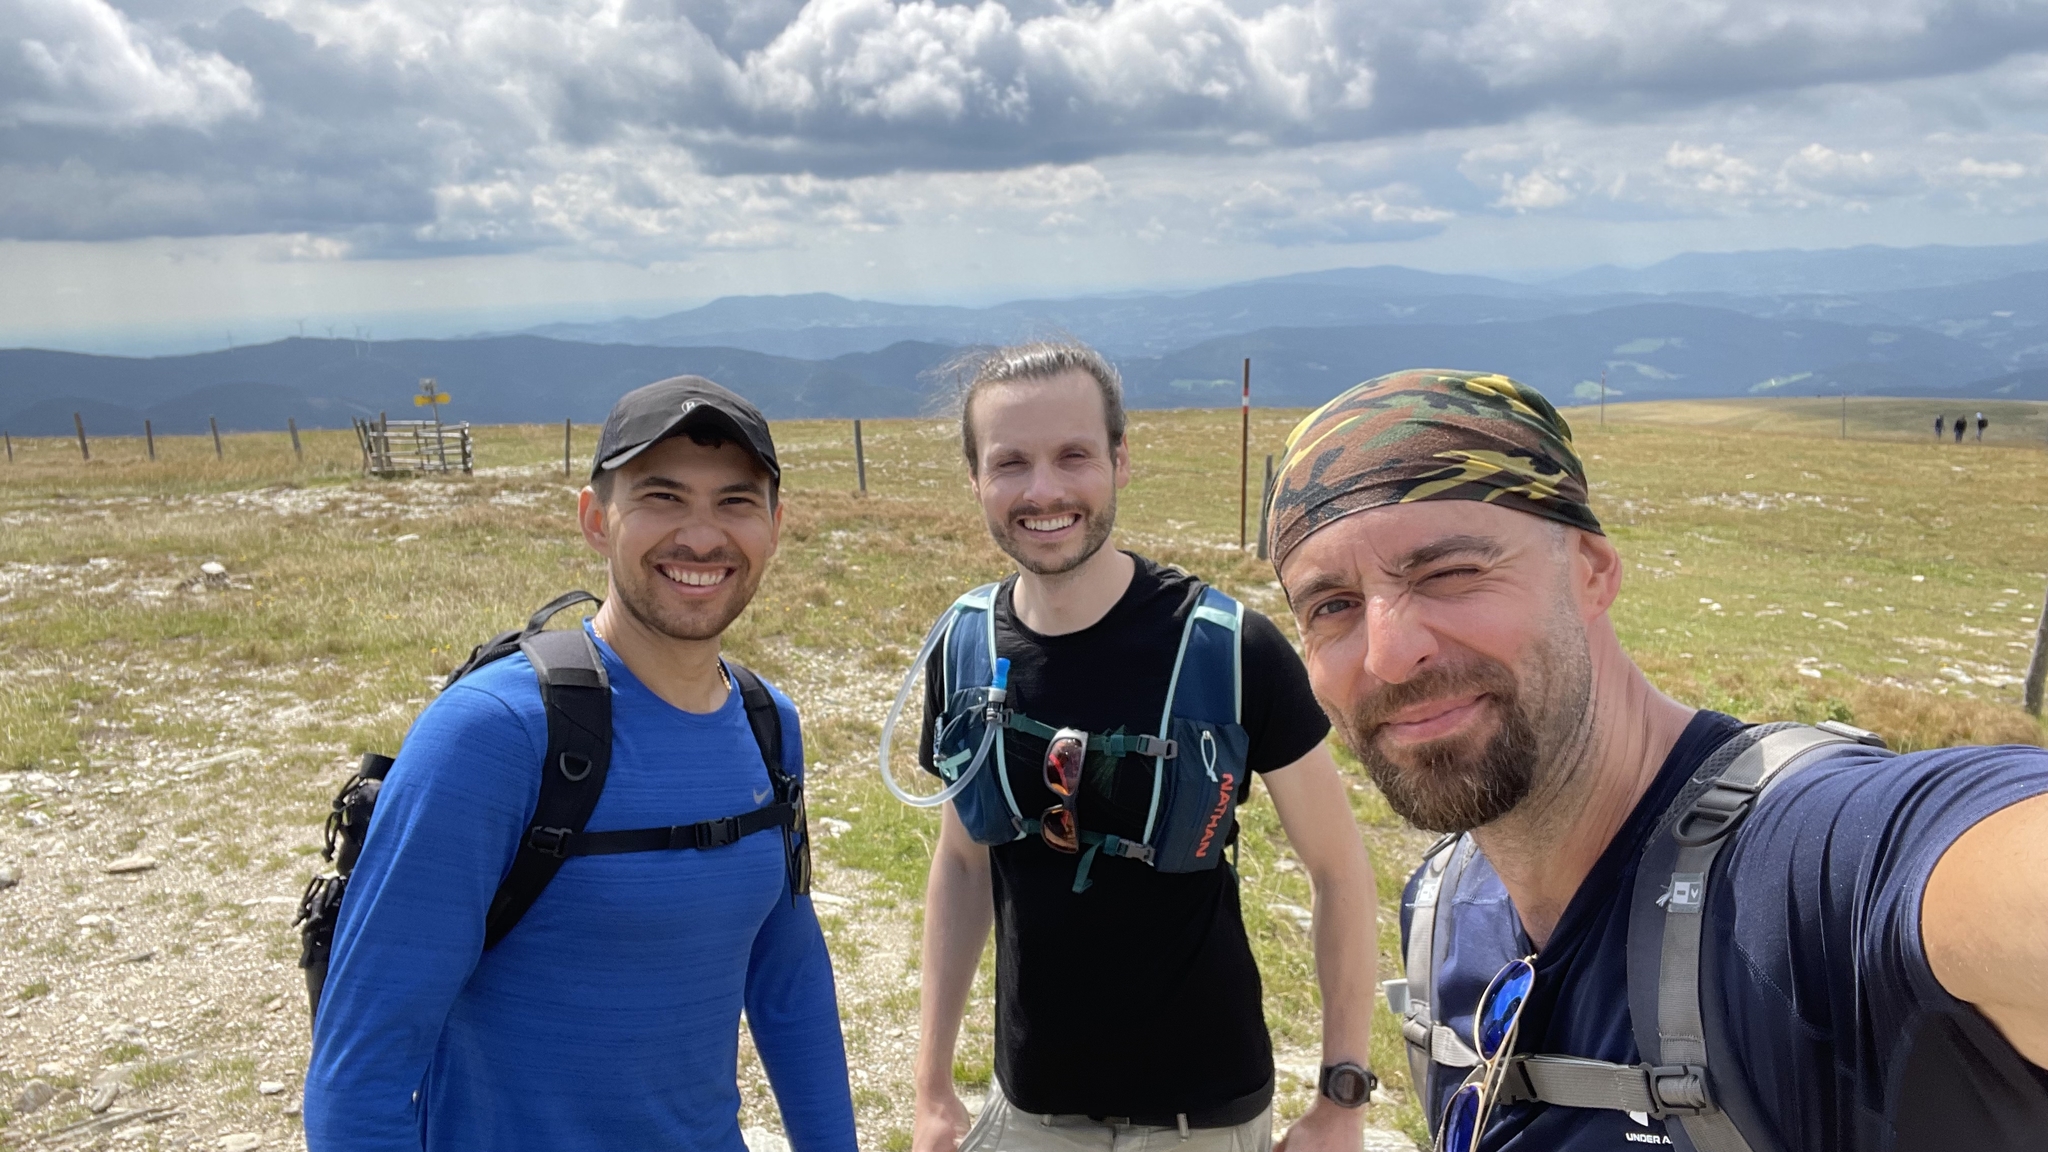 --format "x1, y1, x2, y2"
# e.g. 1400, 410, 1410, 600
992, 658, 1011, 691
